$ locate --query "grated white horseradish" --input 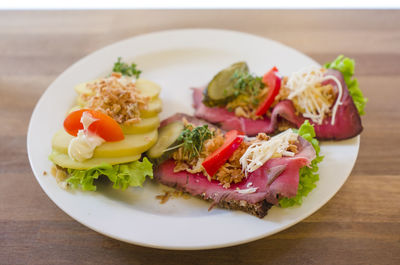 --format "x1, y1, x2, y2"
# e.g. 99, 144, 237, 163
240, 129, 298, 176
286, 67, 343, 125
